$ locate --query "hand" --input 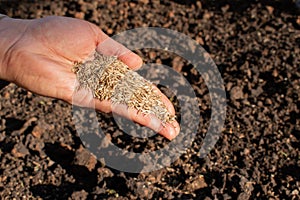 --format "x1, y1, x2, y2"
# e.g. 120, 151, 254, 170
0, 16, 180, 140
